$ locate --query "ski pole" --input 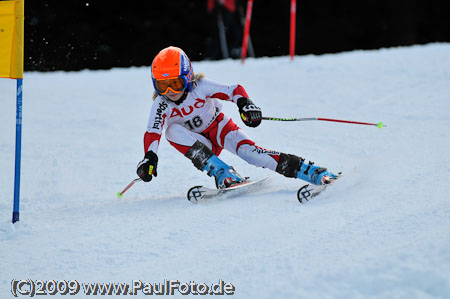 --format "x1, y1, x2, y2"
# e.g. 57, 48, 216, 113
262, 116, 386, 128
117, 178, 141, 198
